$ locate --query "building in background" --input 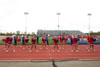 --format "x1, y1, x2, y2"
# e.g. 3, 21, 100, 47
37, 30, 86, 37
